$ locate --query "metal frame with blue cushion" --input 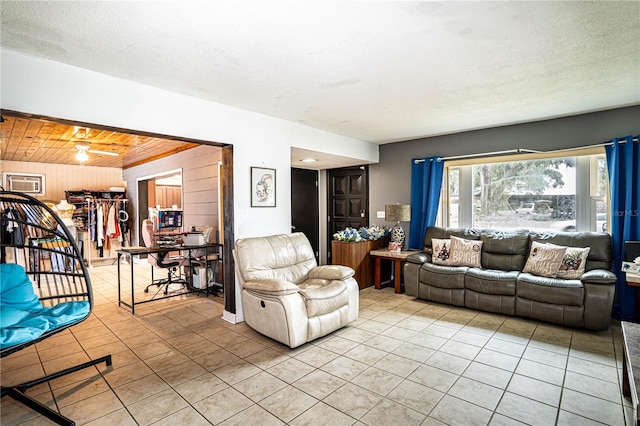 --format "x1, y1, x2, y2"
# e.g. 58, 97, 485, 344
0, 191, 112, 426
